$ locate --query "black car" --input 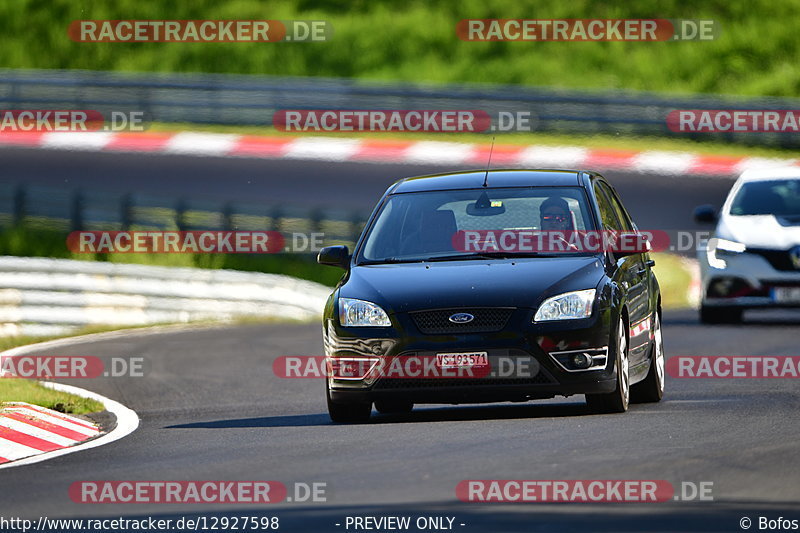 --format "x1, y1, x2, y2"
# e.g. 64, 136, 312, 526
318, 169, 664, 422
